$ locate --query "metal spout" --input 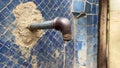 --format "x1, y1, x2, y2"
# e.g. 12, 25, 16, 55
27, 17, 72, 41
